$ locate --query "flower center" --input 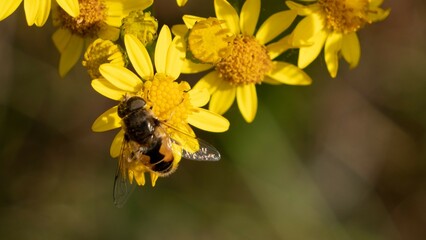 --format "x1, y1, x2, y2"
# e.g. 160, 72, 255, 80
55, 0, 107, 37
319, 0, 369, 33
142, 74, 192, 127
82, 39, 125, 79
215, 35, 273, 85
121, 11, 158, 46
187, 18, 233, 64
